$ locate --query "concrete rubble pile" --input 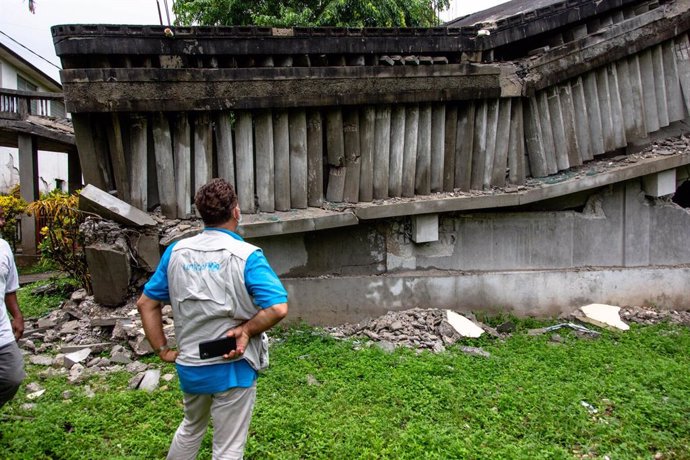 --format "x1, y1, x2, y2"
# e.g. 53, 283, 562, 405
19, 288, 176, 391
325, 308, 500, 354
620, 306, 690, 326
325, 305, 690, 354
